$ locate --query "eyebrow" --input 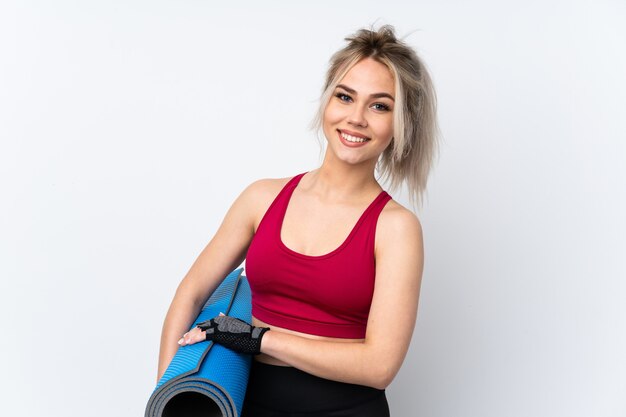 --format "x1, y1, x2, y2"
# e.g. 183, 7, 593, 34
336, 84, 395, 101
